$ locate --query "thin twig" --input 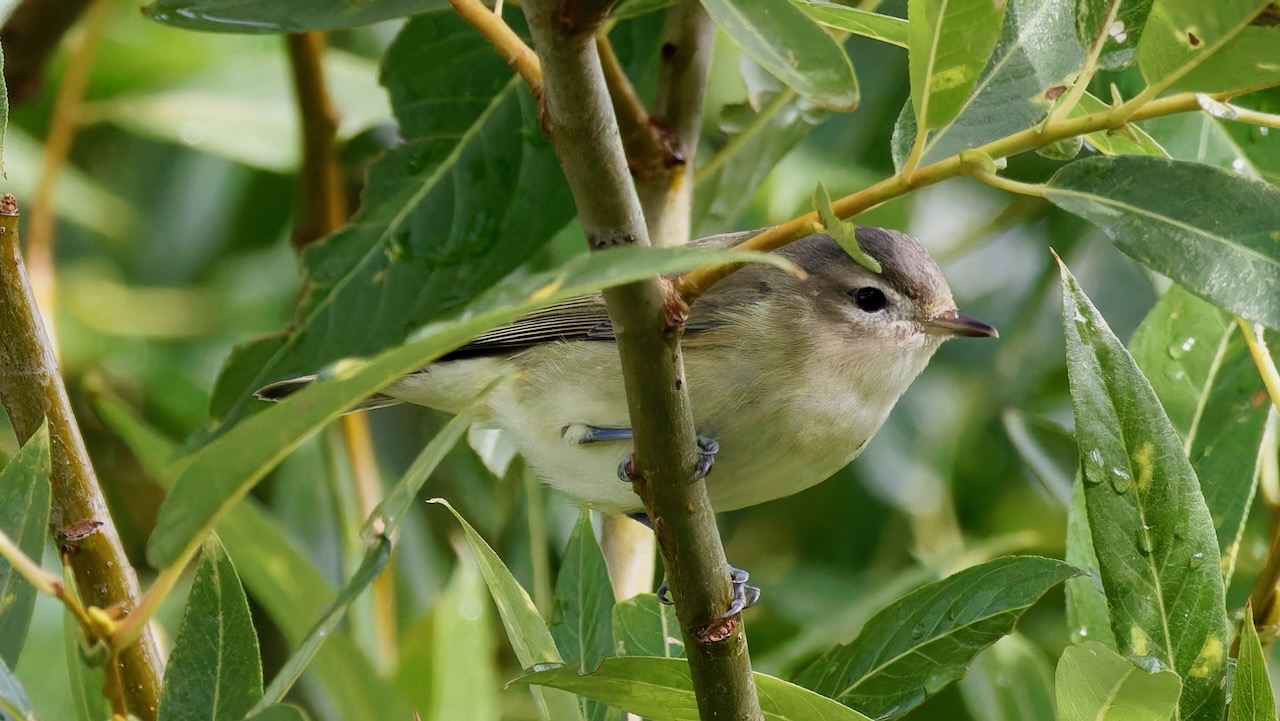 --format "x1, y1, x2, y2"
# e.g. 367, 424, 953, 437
674, 90, 1240, 304
597, 35, 671, 181
0, 197, 165, 720
286, 32, 348, 250
450, 0, 544, 96
513, 0, 764, 716
26, 0, 113, 354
